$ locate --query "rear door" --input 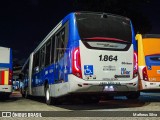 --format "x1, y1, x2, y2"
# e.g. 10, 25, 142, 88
80, 39, 134, 81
